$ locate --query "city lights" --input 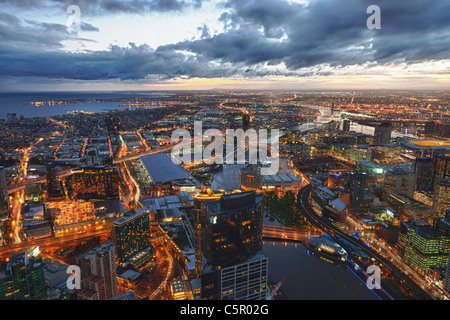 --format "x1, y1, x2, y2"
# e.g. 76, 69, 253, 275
0, 1, 448, 315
